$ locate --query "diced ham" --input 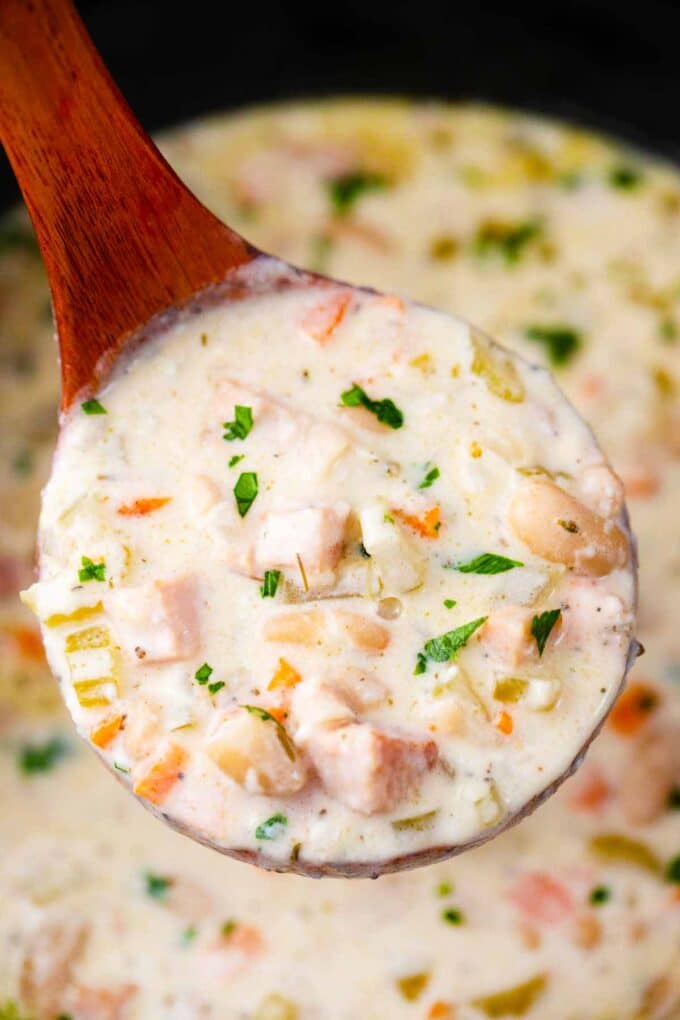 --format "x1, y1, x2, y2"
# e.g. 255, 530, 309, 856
561, 577, 628, 648
301, 292, 351, 344
106, 577, 199, 663
206, 706, 307, 796
508, 871, 575, 925
619, 720, 680, 826
133, 742, 187, 806
480, 606, 537, 667
255, 504, 350, 581
202, 923, 265, 980
19, 916, 89, 1017
67, 983, 137, 1020
567, 764, 611, 814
